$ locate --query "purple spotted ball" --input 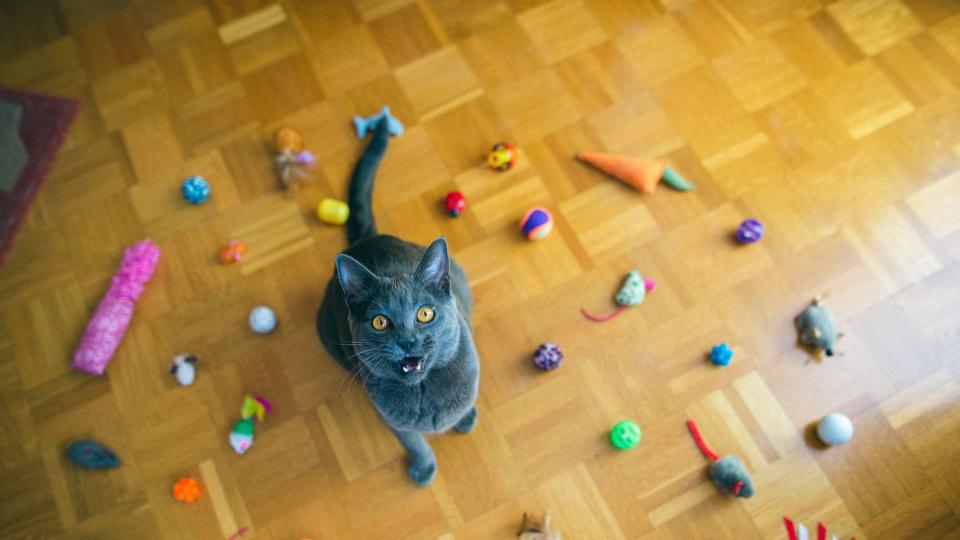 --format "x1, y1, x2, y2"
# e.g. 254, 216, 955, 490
533, 342, 563, 371
736, 218, 764, 244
